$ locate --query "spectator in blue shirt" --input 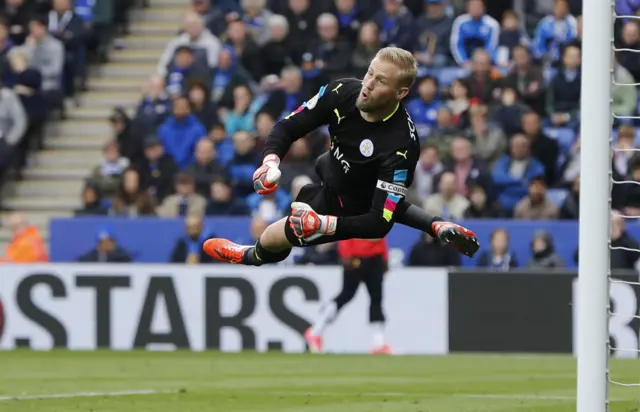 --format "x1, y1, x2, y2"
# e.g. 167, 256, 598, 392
227, 130, 261, 199
133, 75, 171, 138
531, 0, 577, 64
373, 0, 416, 51
158, 97, 206, 170
492, 133, 545, 214
450, 0, 500, 67
209, 122, 235, 167
407, 75, 442, 140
